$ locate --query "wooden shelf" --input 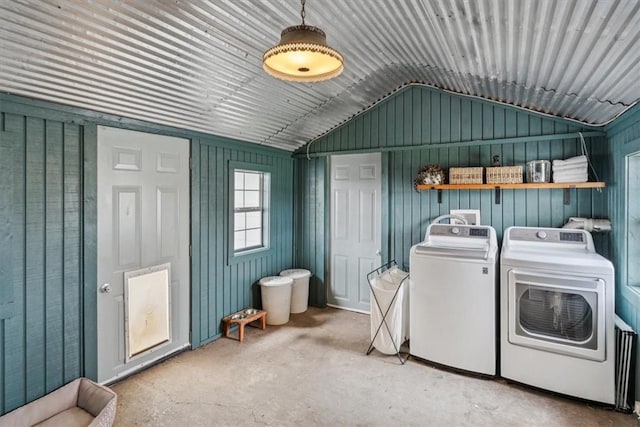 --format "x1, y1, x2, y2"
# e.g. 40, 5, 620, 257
416, 182, 605, 191
416, 182, 606, 205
